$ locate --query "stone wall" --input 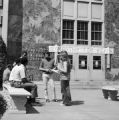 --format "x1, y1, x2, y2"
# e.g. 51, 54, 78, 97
105, 0, 119, 80
7, 0, 61, 81
22, 0, 61, 81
